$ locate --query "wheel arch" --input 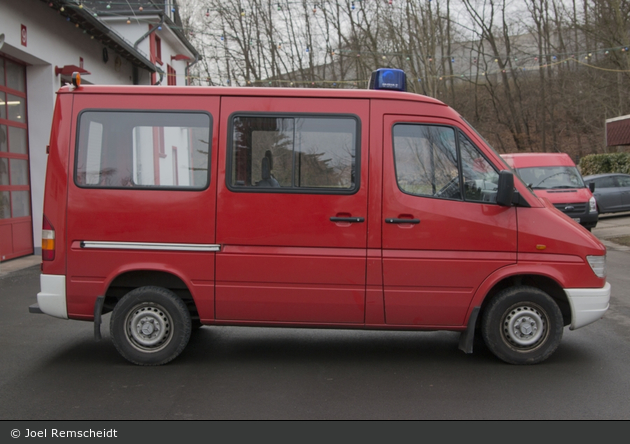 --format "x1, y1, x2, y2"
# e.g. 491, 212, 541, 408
469, 265, 572, 328
102, 267, 200, 323
478, 274, 570, 327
